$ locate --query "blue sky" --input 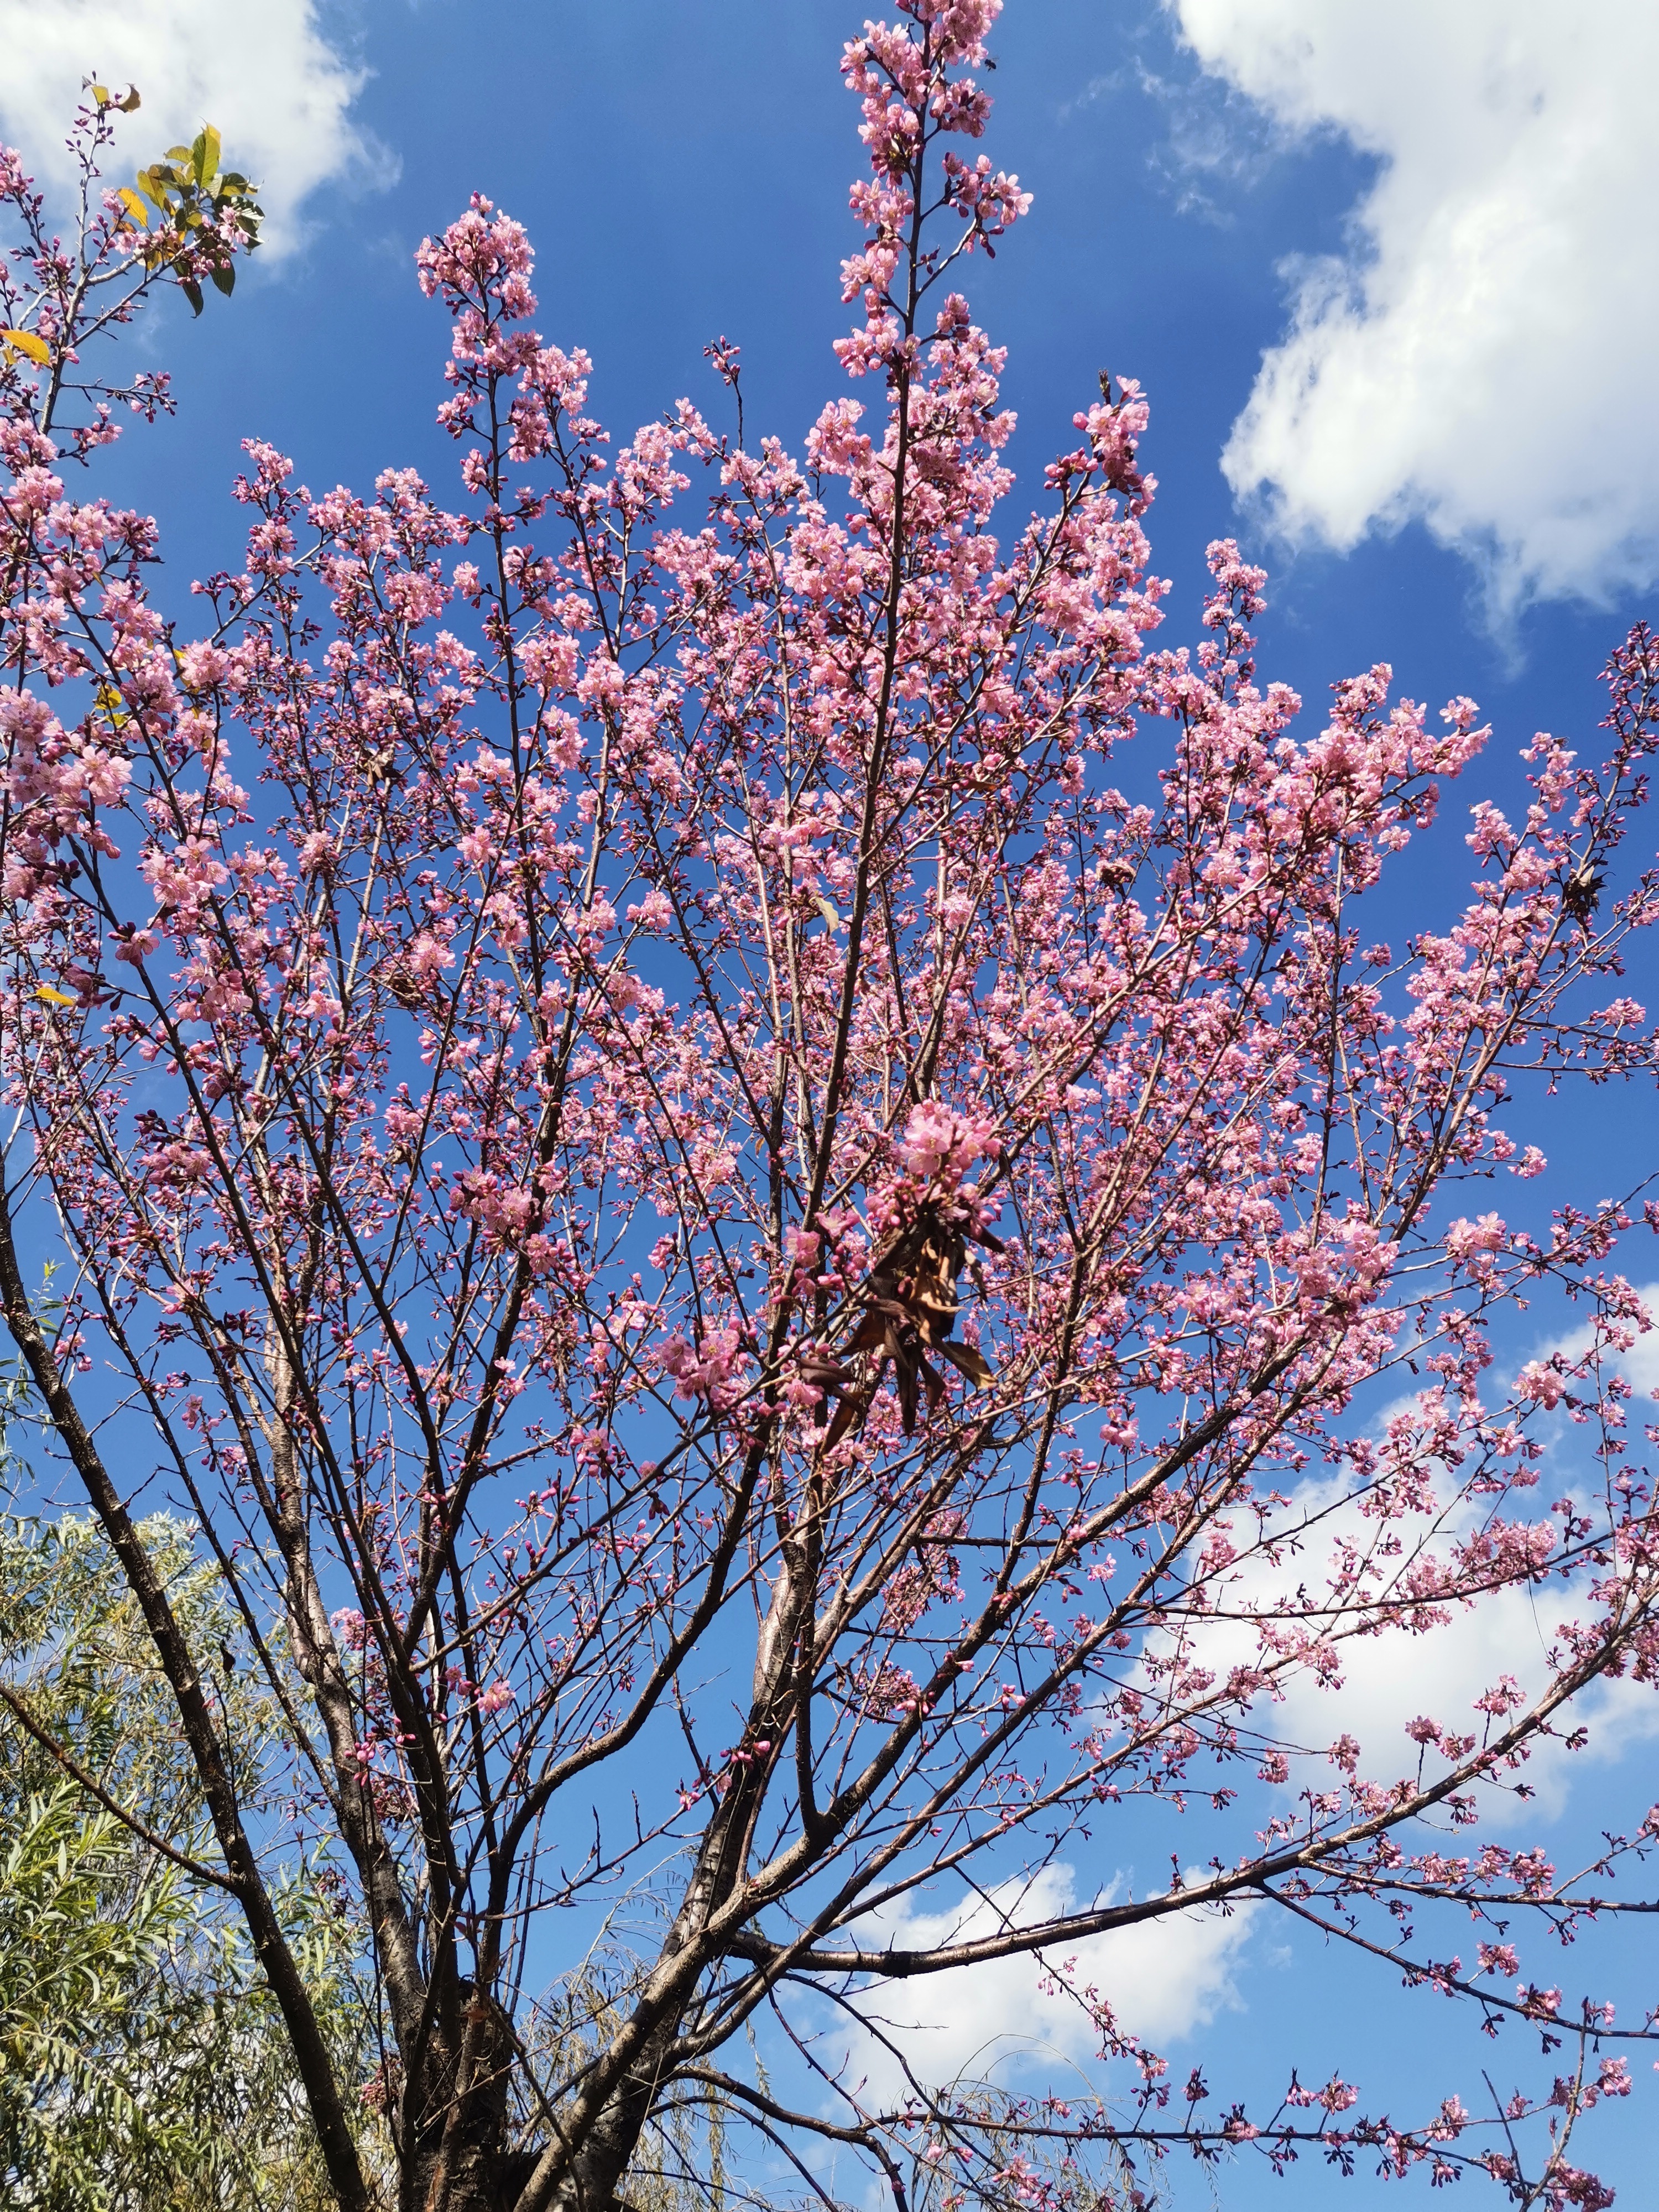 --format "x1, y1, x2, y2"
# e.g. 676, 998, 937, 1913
3, 0, 1658, 2201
